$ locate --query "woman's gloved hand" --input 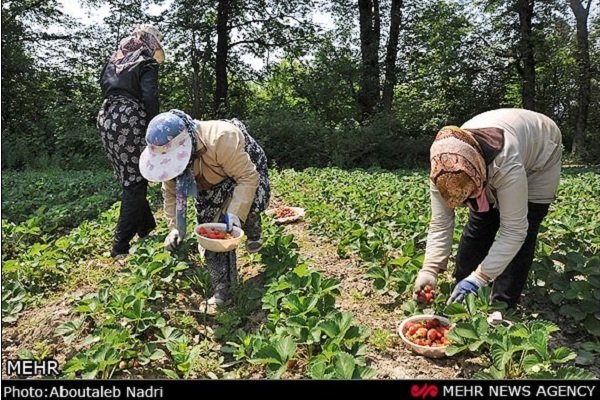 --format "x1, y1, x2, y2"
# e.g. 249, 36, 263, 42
447, 271, 489, 304
224, 213, 241, 233
164, 229, 184, 251
413, 266, 440, 300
